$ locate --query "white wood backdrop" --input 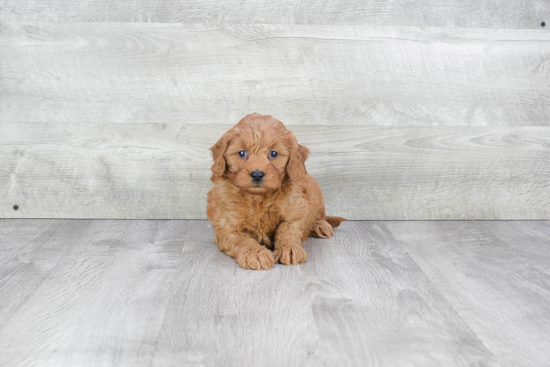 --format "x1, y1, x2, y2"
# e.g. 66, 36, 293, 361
1, 5, 549, 219
2, 23, 550, 126
2, 122, 550, 219
1, 0, 548, 28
